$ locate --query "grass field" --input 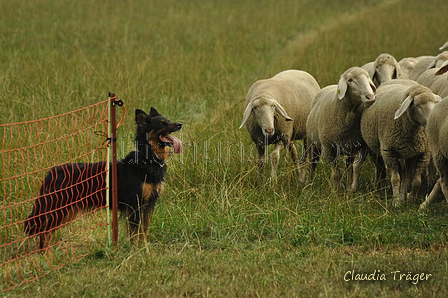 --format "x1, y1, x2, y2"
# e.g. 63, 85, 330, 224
1, 0, 448, 297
